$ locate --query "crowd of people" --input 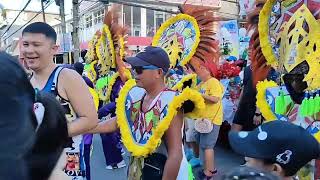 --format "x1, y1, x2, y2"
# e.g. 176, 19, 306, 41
0, 20, 319, 180
2, 0, 320, 178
